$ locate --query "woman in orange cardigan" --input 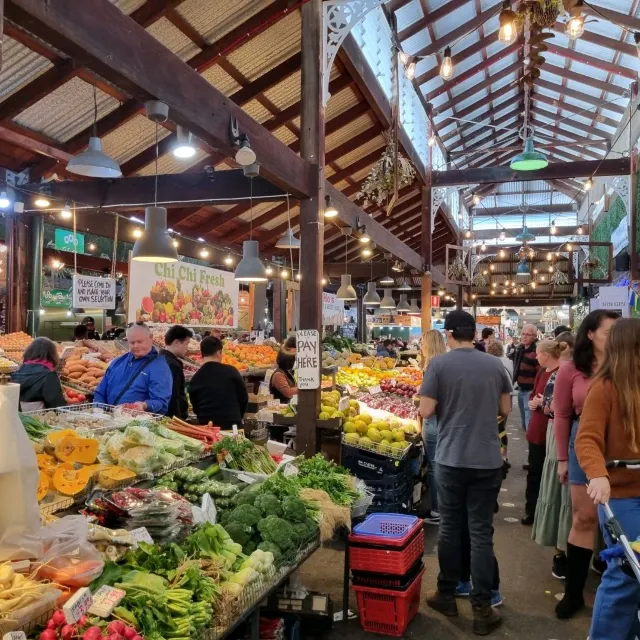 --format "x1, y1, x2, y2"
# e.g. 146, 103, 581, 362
576, 318, 640, 640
